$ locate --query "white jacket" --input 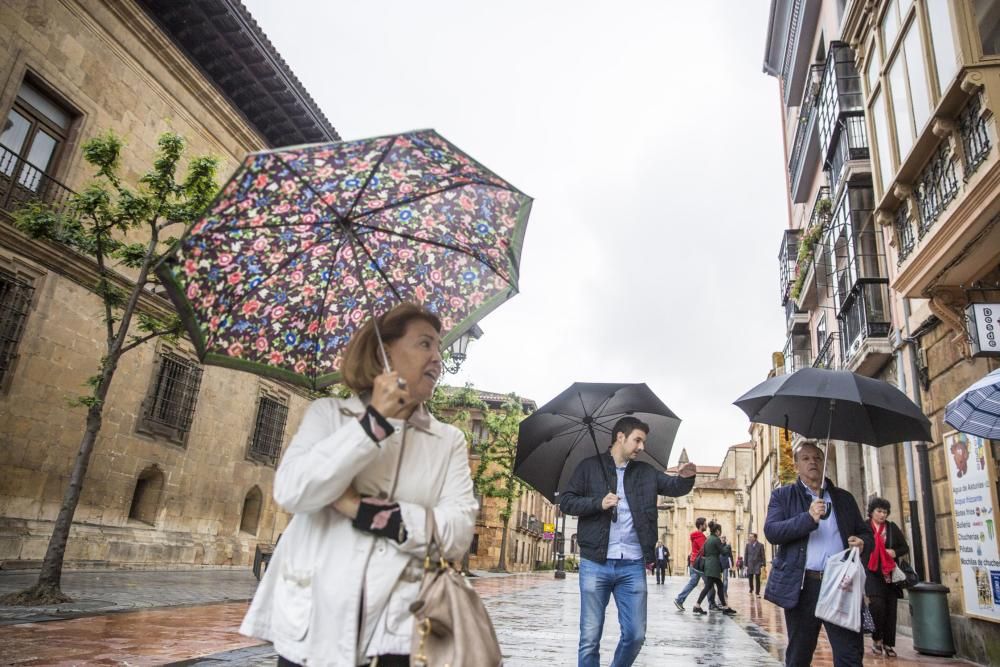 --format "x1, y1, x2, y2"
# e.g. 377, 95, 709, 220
239, 396, 477, 666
